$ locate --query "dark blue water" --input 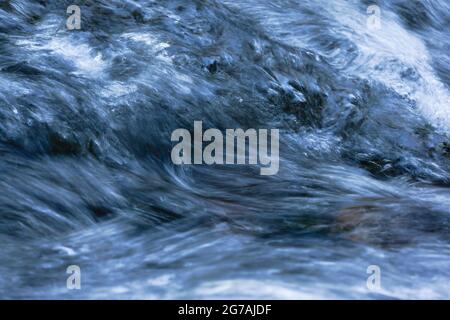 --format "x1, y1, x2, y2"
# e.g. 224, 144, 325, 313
0, 0, 449, 299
